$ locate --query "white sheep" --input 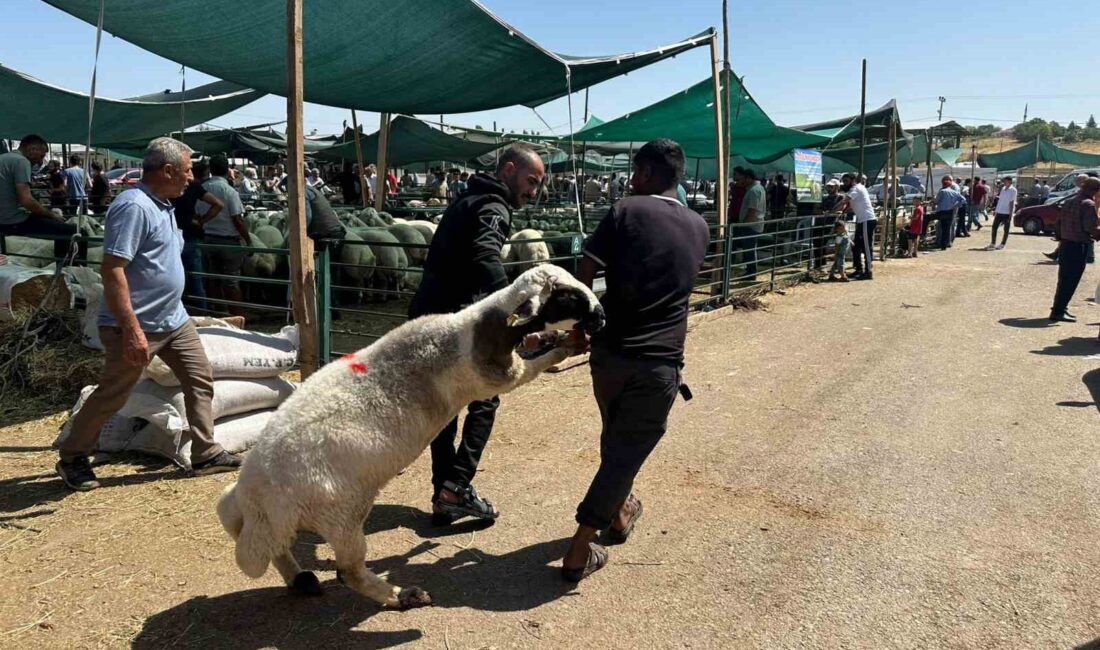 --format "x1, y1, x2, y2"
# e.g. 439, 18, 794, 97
216, 265, 604, 609
503, 229, 552, 275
